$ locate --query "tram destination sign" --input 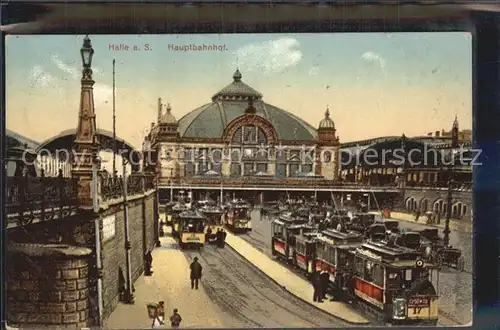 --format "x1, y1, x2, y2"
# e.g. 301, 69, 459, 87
408, 297, 430, 308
